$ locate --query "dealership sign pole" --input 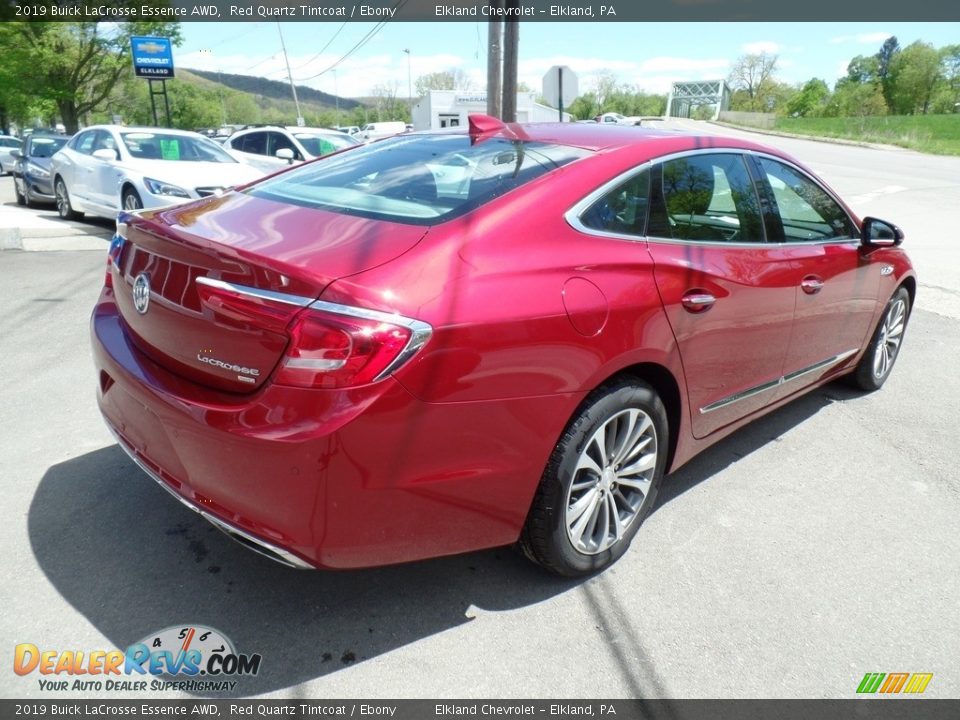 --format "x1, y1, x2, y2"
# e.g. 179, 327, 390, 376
131, 36, 175, 127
